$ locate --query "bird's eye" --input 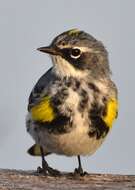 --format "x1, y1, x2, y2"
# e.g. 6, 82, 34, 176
70, 48, 81, 59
